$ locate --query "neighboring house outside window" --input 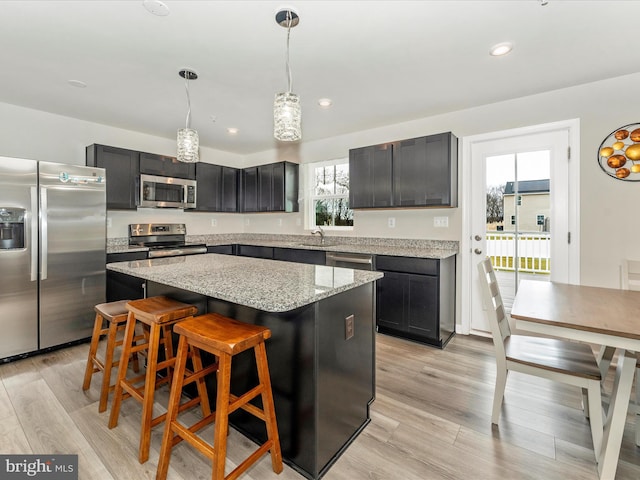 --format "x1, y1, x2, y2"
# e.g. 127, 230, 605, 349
307, 159, 353, 229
